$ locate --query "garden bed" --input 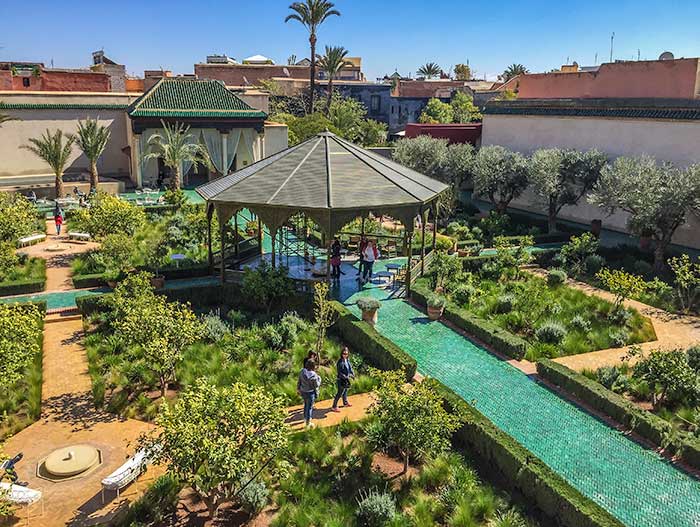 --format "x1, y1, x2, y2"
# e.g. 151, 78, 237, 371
0, 257, 46, 296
